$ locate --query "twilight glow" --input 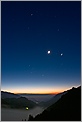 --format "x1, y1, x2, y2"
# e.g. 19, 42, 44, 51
1, 1, 81, 94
